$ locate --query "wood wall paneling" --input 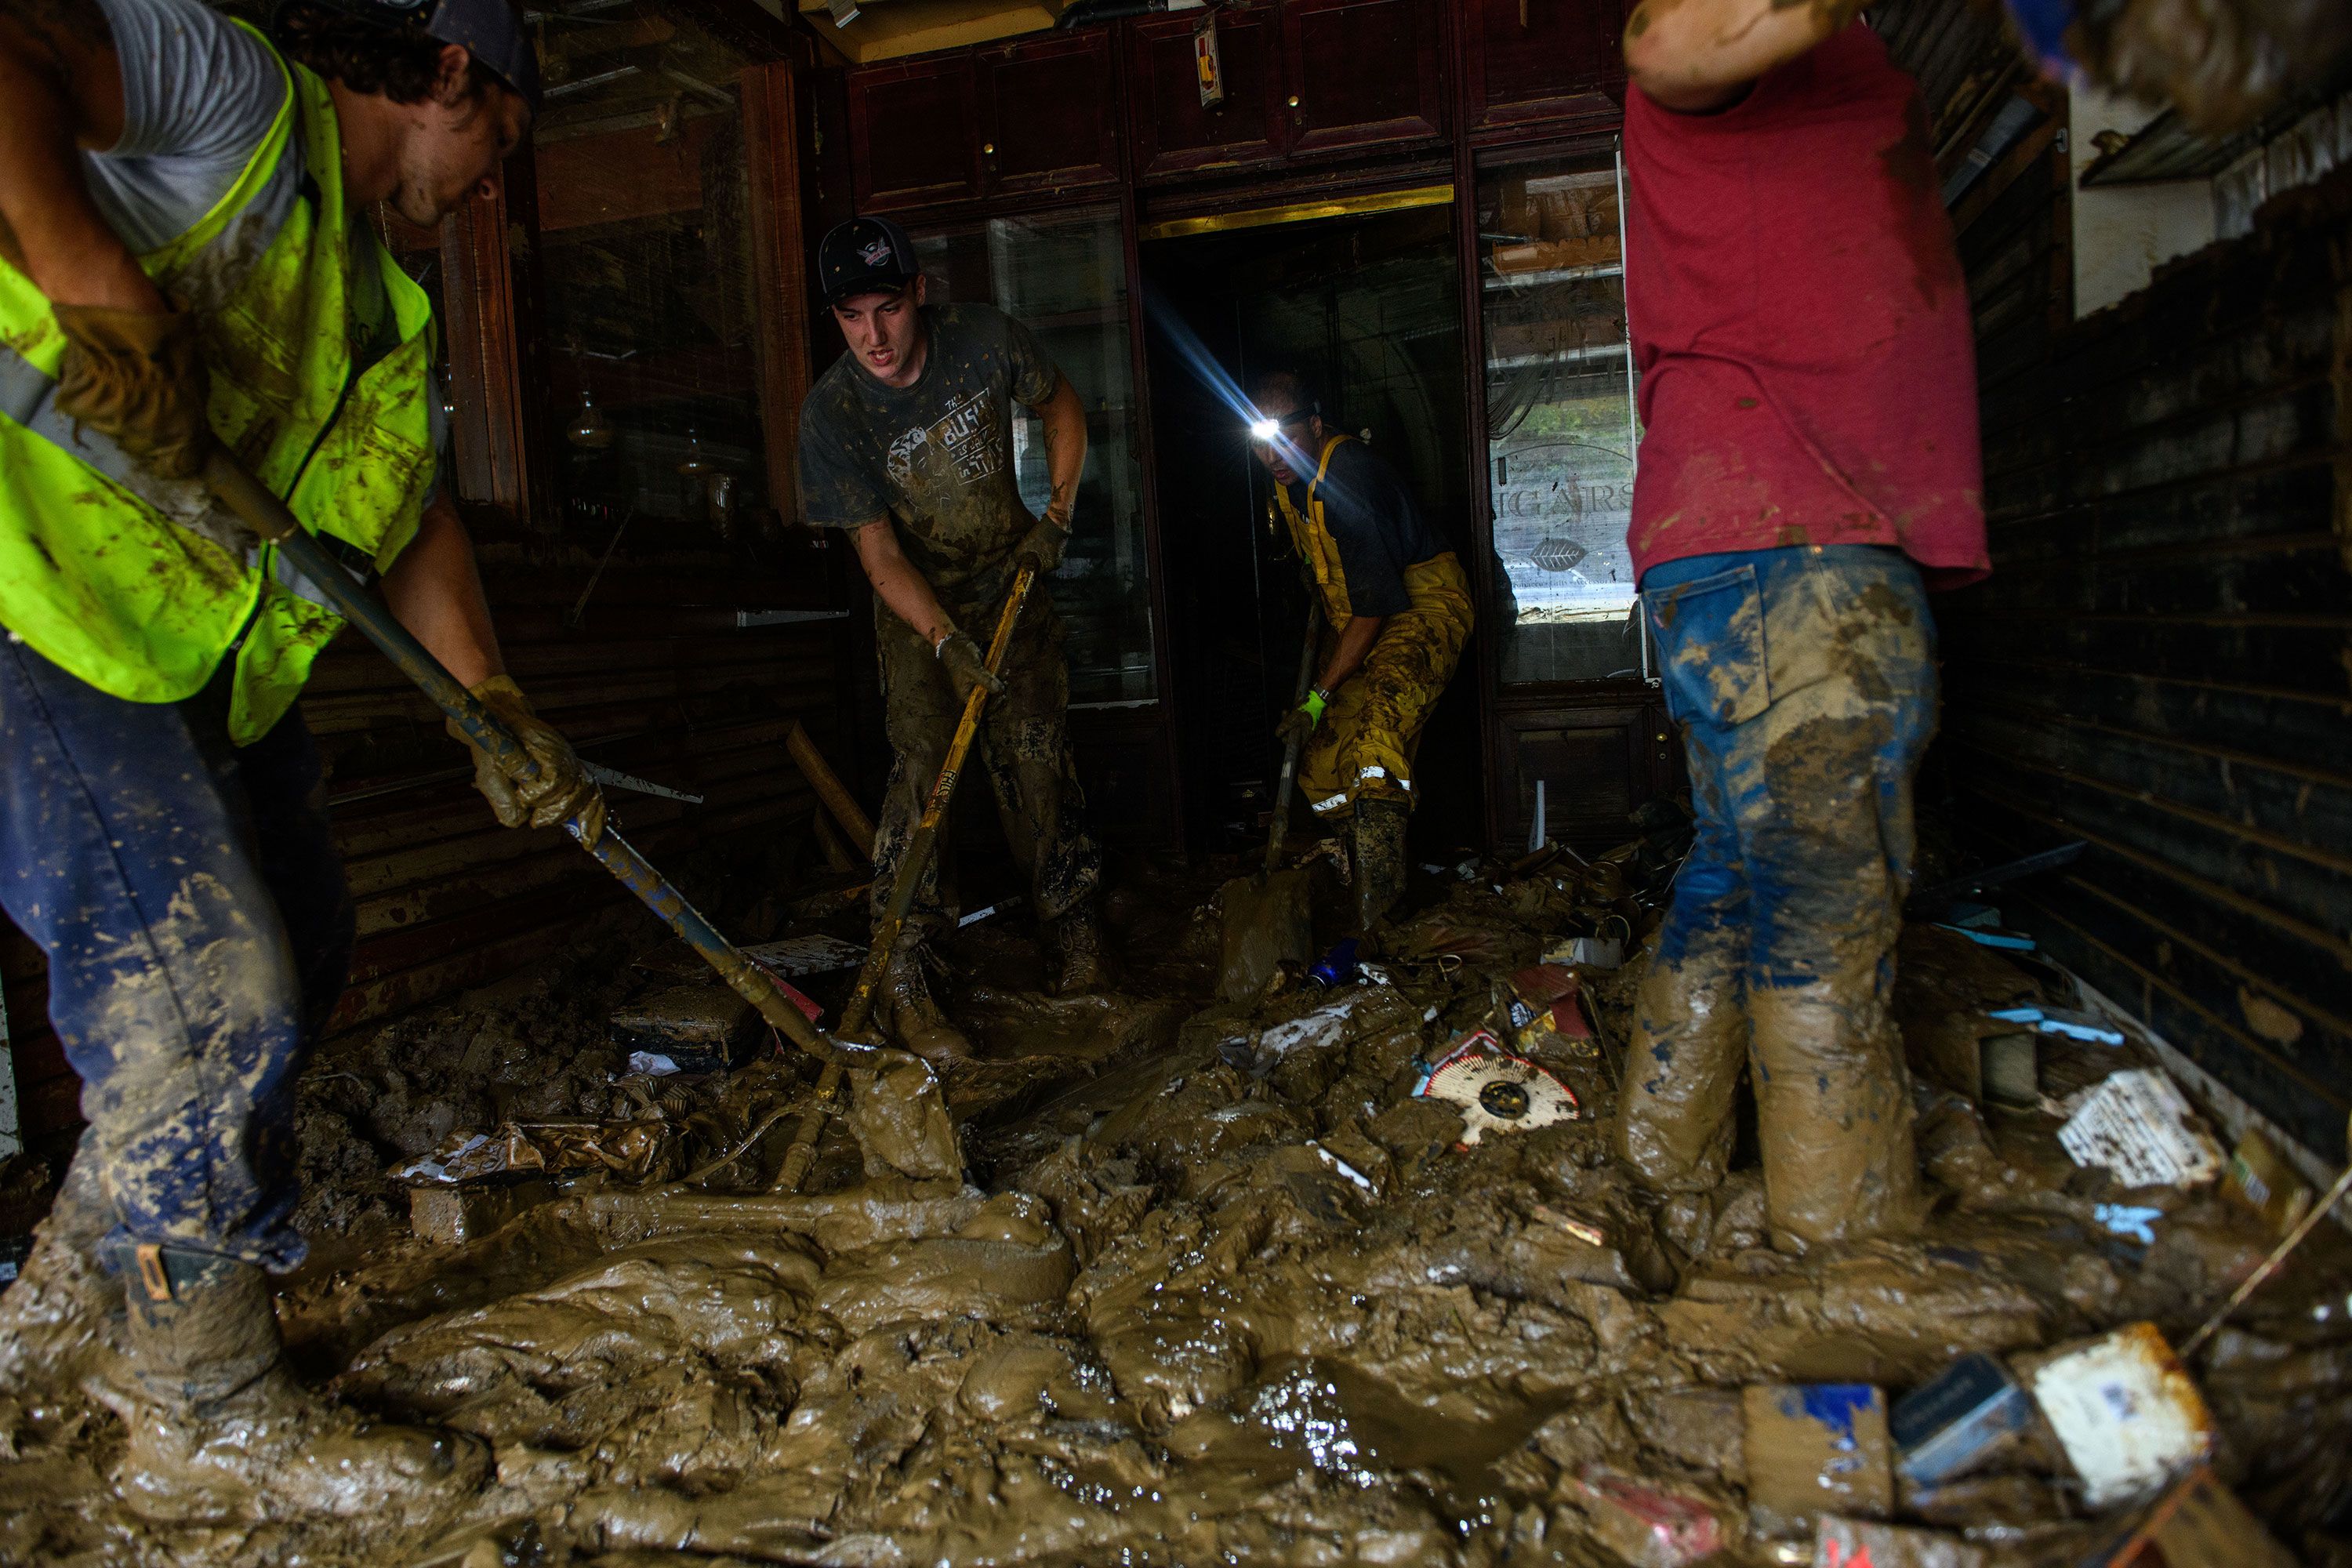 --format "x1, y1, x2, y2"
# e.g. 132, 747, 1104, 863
1279, 0, 1448, 156
1461, 0, 1627, 139
851, 54, 985, 212
744, 60, 816, 521
1123, 8, 1288, 180
441, 147, 547, 526
977, 30, 1122, 196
